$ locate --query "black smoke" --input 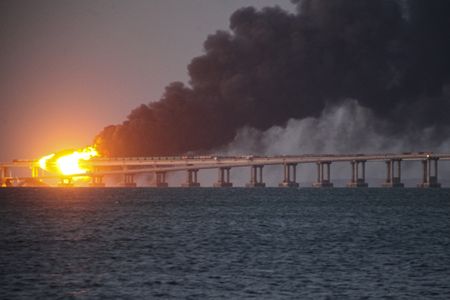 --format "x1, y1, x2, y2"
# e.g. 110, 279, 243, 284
95, 0, 450, 157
